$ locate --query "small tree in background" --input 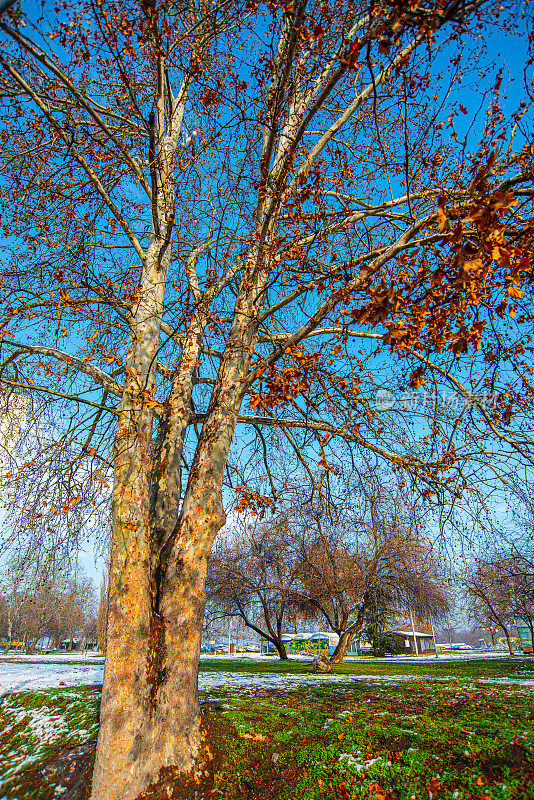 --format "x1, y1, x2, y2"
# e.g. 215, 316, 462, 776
0, 553, 95, 652
294, 473, 450, 662
501, 553, 534, 653
363, 593, 405, 657
208, 516, 309, 659
465, 554, 517, 655
0, 546, 61, 652
96, 570, 110, 656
